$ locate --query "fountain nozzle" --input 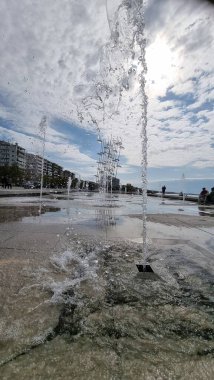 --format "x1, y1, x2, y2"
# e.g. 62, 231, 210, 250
136, 264, 161, 280
136, 264, 154, 272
